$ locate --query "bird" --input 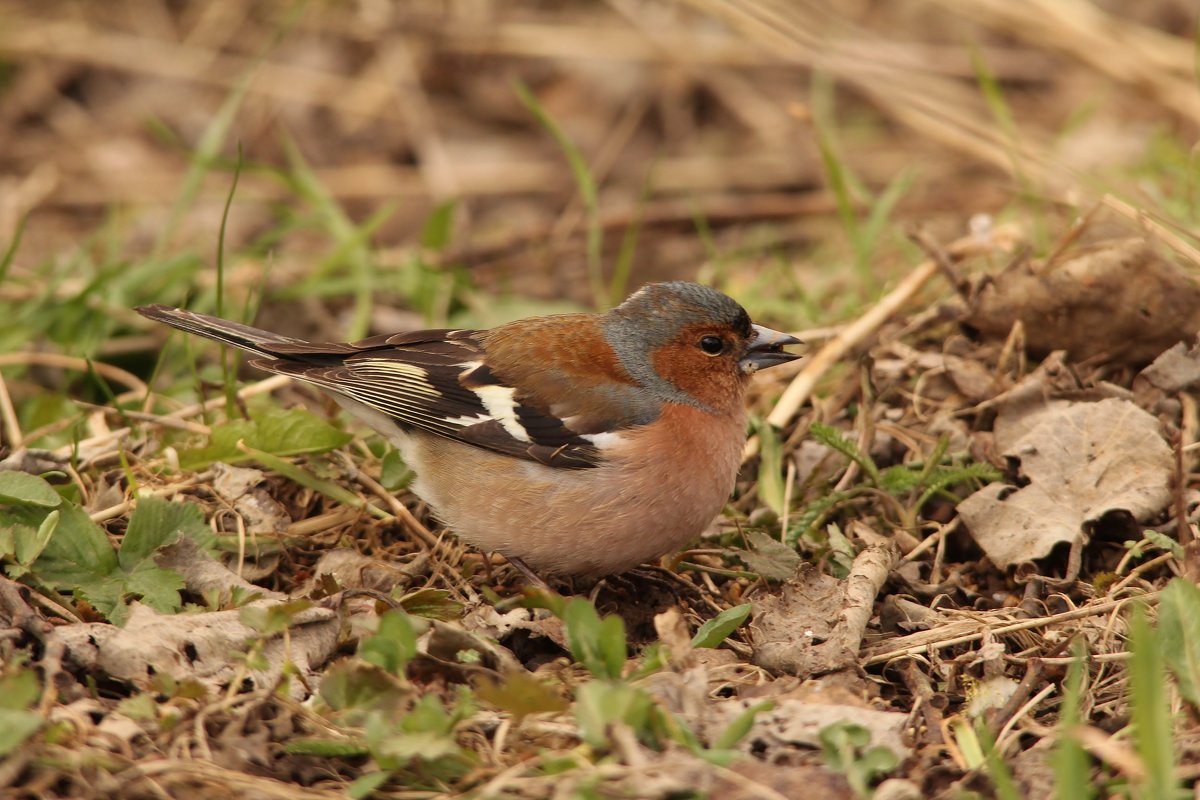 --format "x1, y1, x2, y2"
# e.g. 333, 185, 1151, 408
137, 281, 800, 581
